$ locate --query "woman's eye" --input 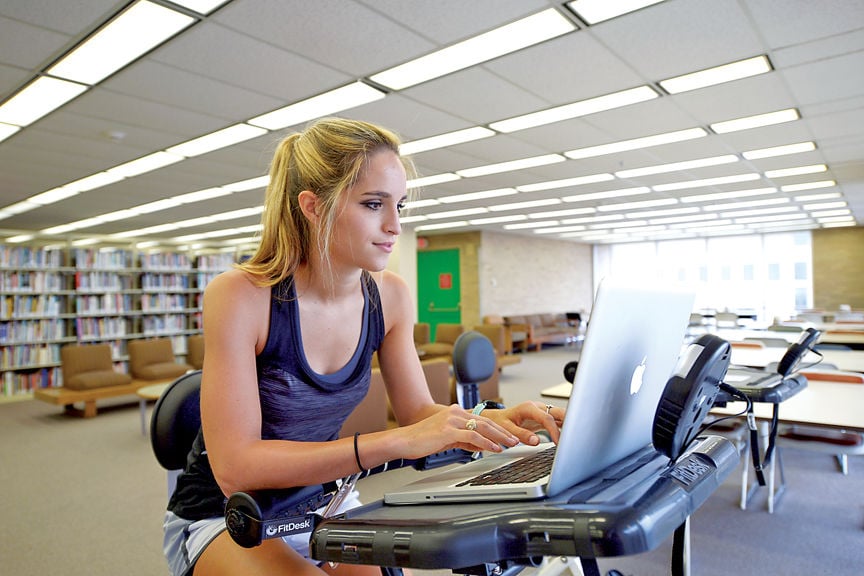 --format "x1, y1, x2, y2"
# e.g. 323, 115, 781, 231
396, 202, 406, 214
363, 201, 383, 211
